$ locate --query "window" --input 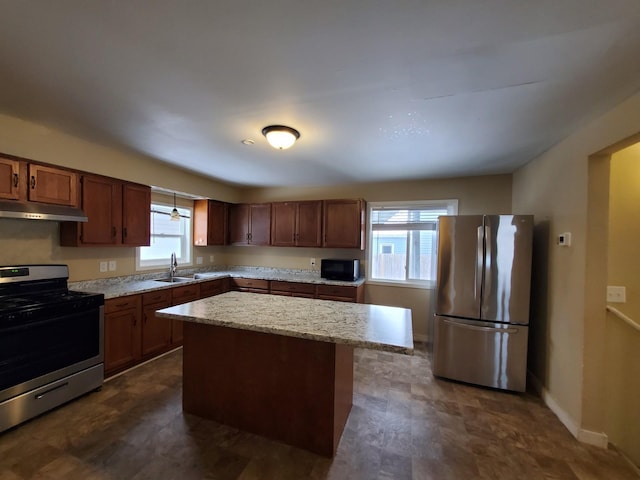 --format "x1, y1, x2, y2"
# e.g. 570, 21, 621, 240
136, 203, 192, 270
367, 200, 458, 286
